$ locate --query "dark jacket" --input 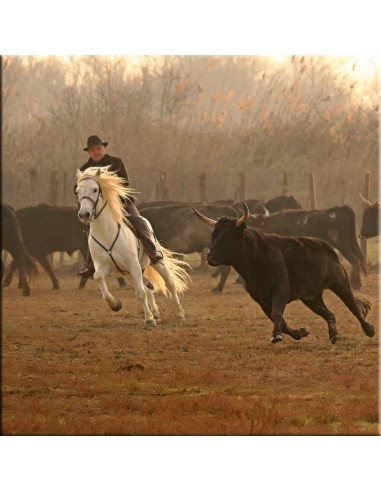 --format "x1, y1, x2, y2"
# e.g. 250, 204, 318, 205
80, 154, 130, 184
75, 154, 133, 203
